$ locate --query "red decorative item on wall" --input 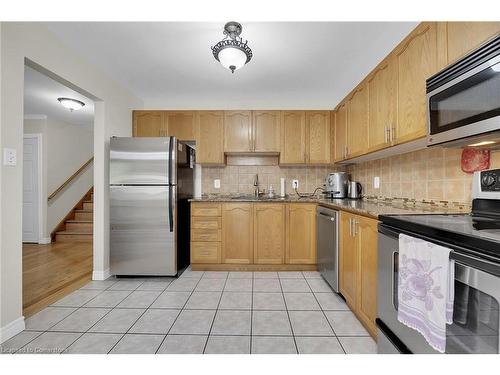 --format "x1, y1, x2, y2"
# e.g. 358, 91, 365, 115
461, 148, 490, 173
